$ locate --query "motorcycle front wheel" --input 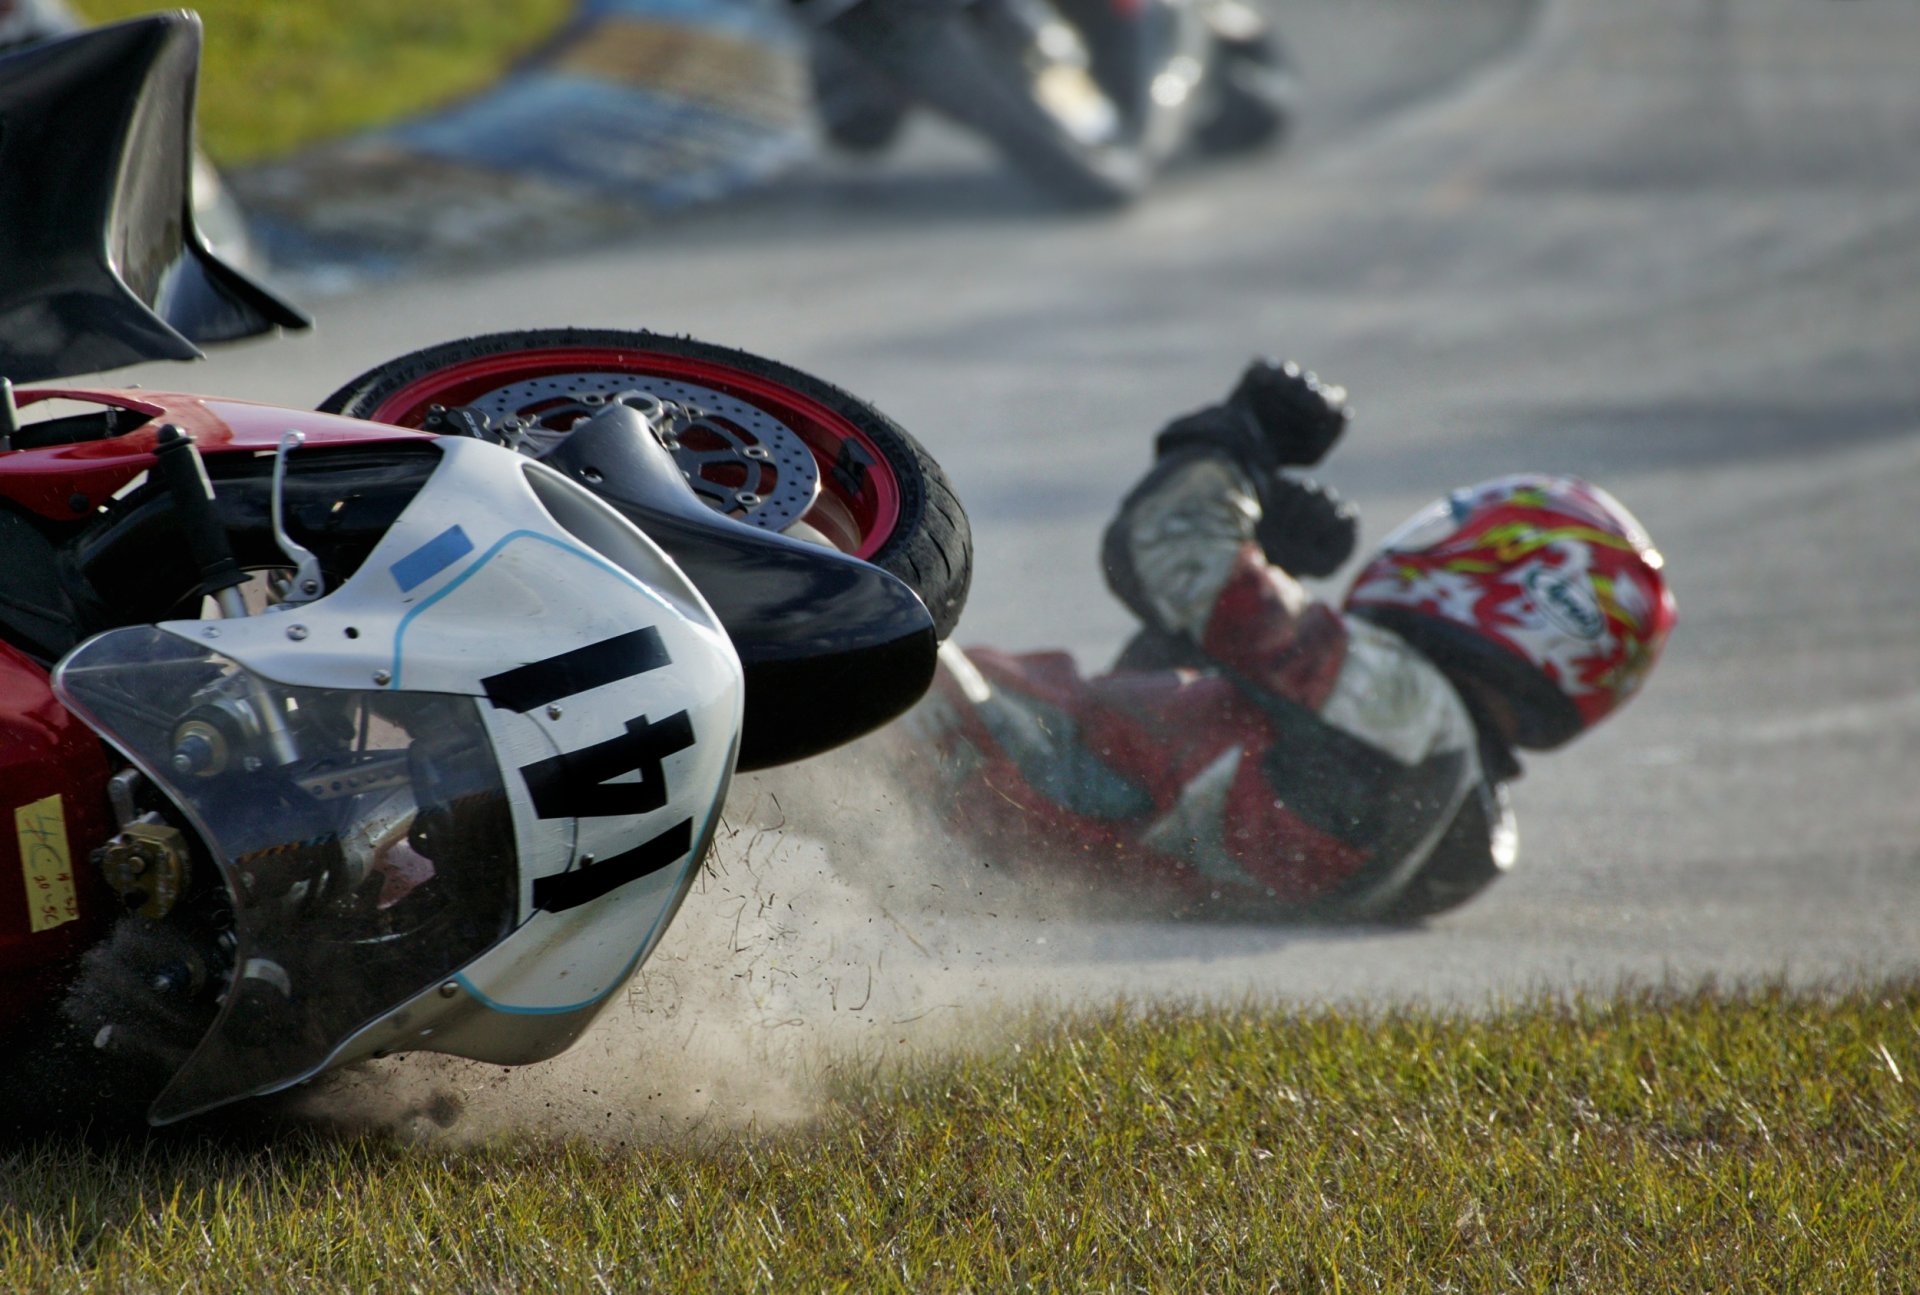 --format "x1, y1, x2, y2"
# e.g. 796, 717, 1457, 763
319, 329, 972, 640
